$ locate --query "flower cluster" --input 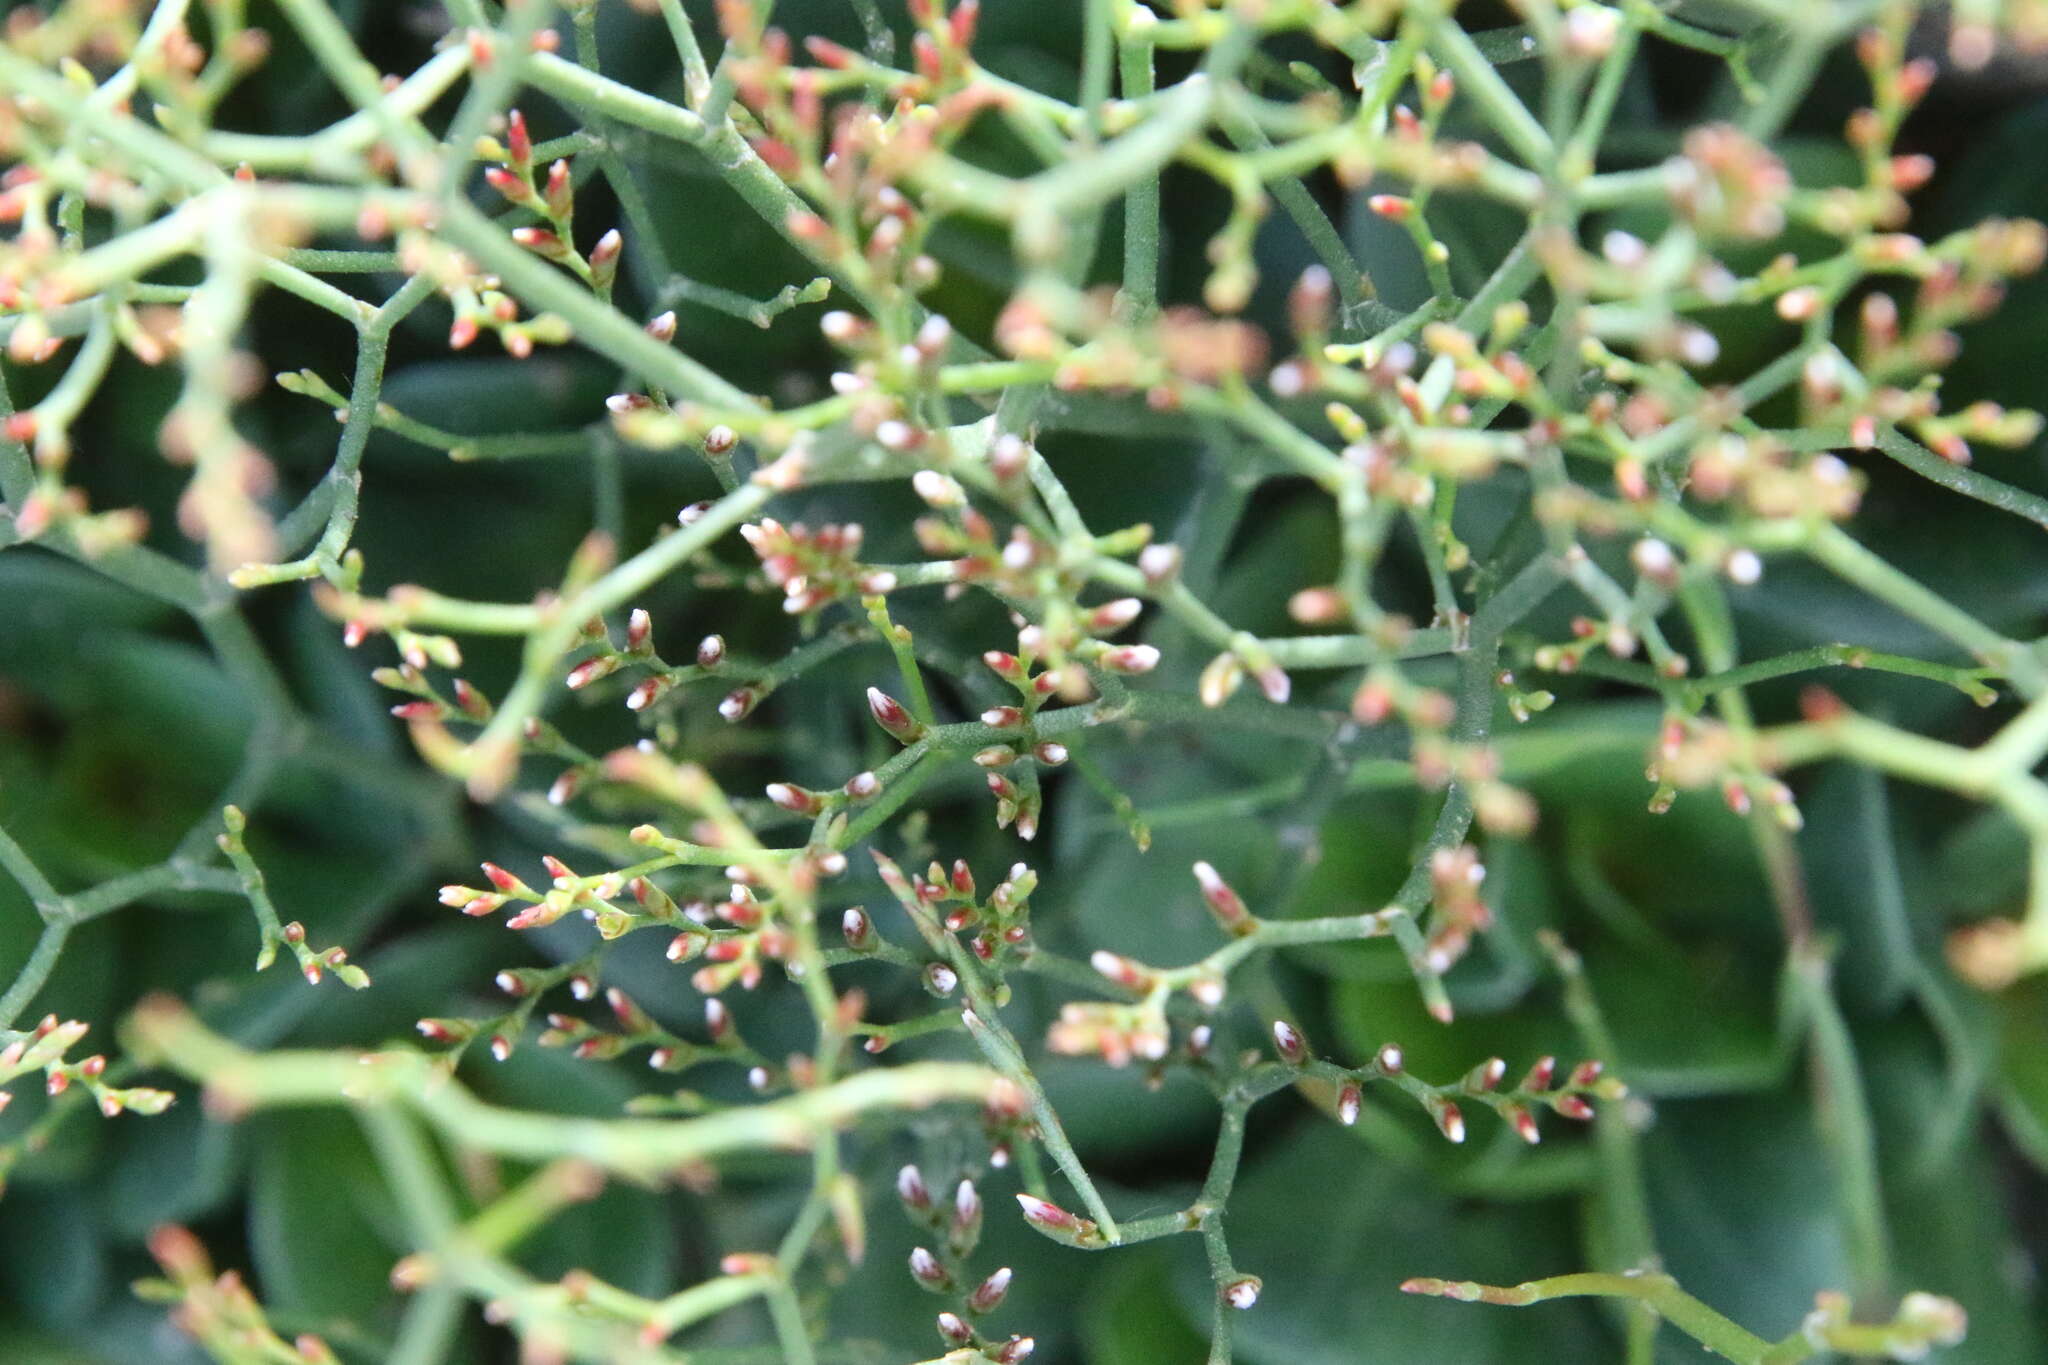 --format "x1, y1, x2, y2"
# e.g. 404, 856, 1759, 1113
7, 1, 2048, 1361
